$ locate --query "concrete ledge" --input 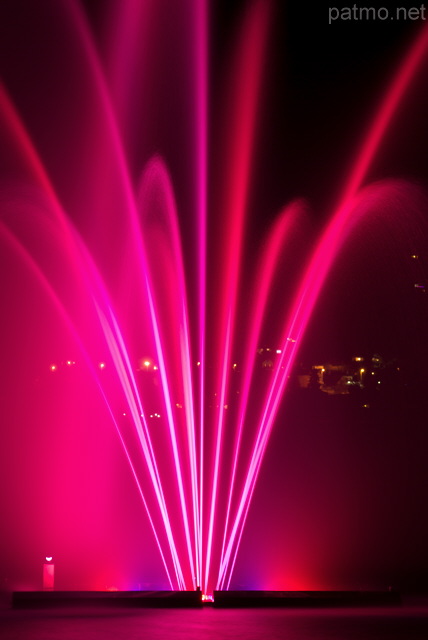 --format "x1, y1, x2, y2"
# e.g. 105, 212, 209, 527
212, 590, 401, 608
12, 590, 203, 608
12, 589, 402, 609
